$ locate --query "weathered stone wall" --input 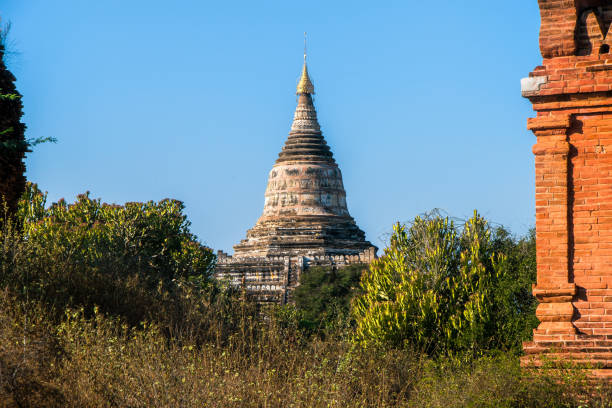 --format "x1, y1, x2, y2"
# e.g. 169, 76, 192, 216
263, 164, 348, 218
522, 0, 612, 379
215, 248, 376, 304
